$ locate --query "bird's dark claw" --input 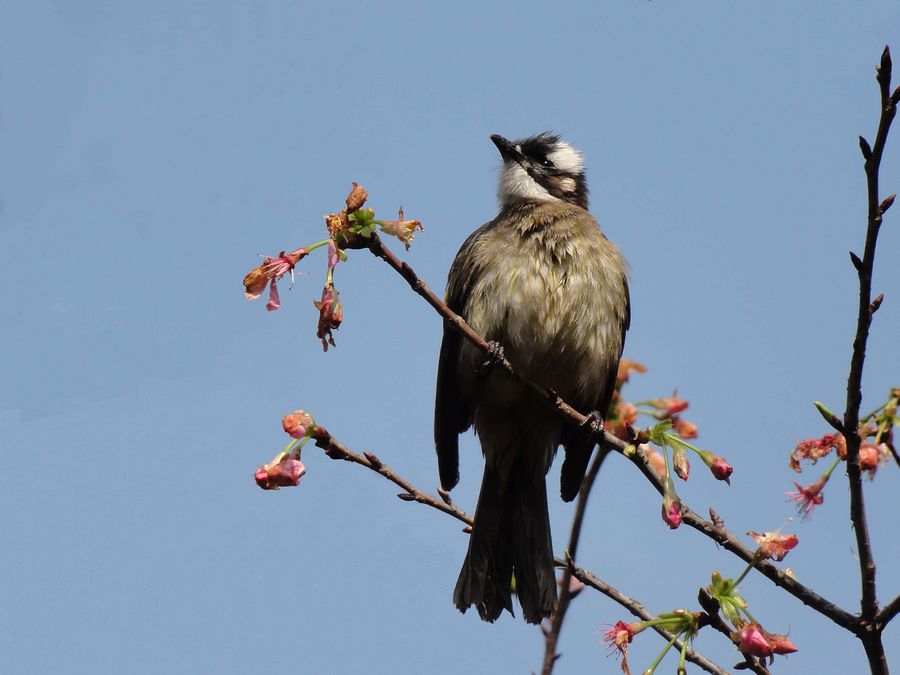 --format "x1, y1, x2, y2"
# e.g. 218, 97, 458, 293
580, 410, 604, 441
477, 340, 505, 376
